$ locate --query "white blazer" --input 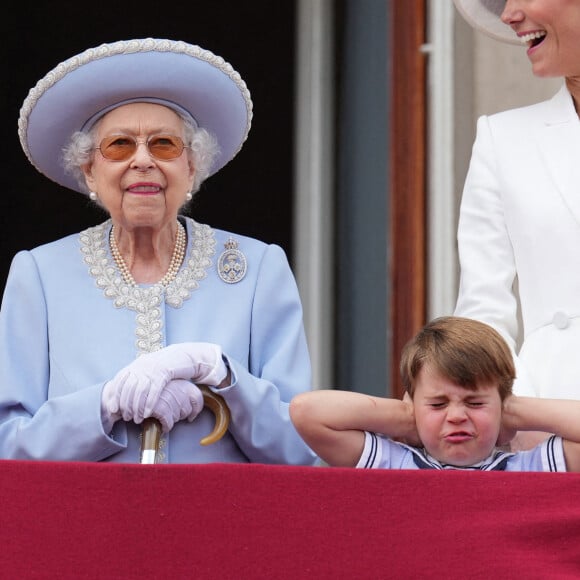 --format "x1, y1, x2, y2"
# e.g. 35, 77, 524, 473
455, 83, 580, 399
